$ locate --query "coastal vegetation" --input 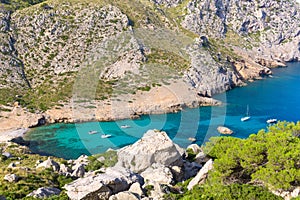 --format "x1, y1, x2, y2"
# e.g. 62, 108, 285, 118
0, 142, 71, 199
165, 121, 300, 199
